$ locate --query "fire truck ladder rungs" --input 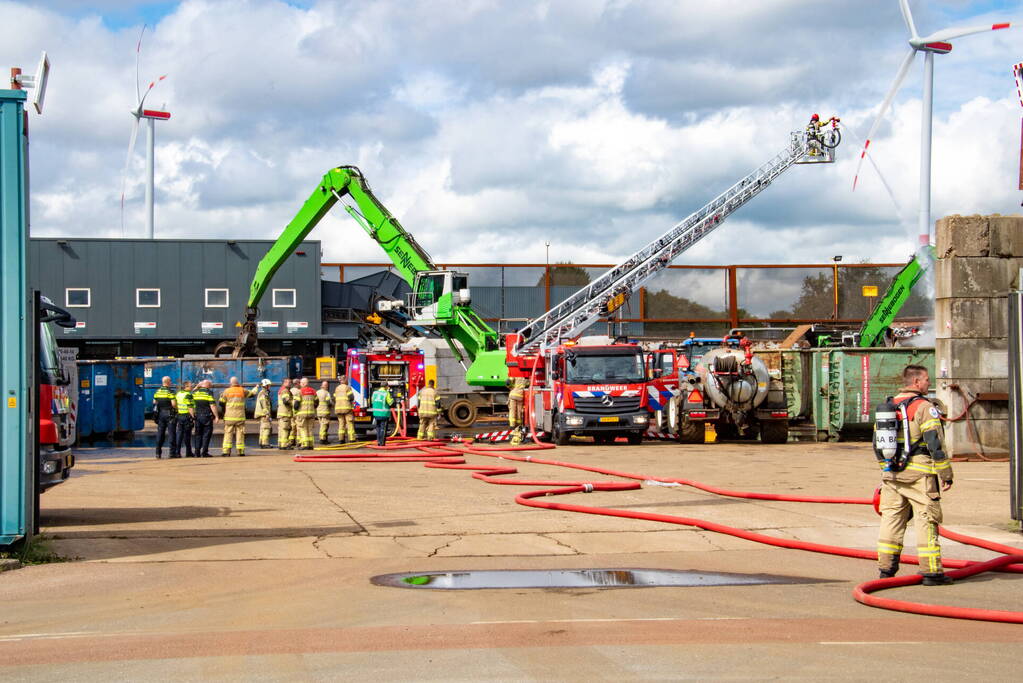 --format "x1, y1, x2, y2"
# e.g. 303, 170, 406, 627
514, 131, 826, 356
